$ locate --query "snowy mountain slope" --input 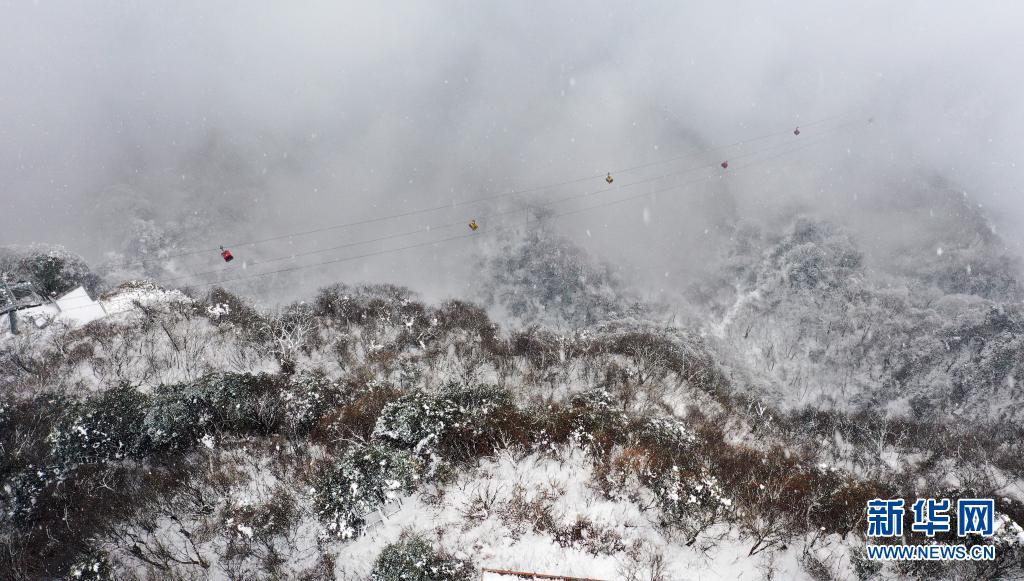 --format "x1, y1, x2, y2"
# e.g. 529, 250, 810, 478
706, 213, 1024, 423
0, 219, 1023, 580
